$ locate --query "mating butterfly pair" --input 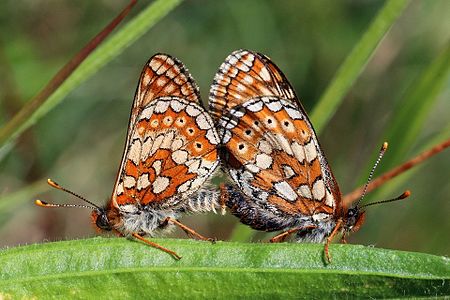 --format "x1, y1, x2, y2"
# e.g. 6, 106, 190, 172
37, 50, 408, 261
